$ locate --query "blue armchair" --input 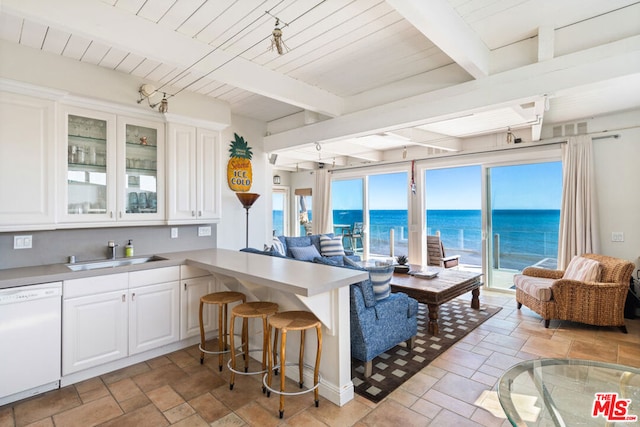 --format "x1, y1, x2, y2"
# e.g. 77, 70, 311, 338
348, 265, 418, 377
